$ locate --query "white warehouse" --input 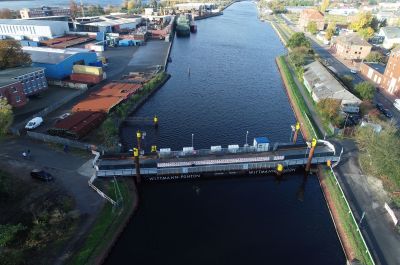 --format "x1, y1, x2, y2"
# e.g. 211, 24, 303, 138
0, 19, 69, 41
